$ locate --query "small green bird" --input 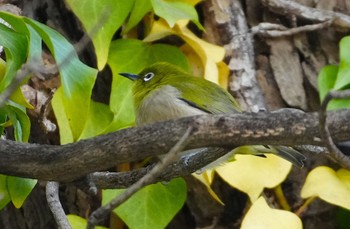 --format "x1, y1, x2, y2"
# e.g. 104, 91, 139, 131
120, 62, 306, 167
